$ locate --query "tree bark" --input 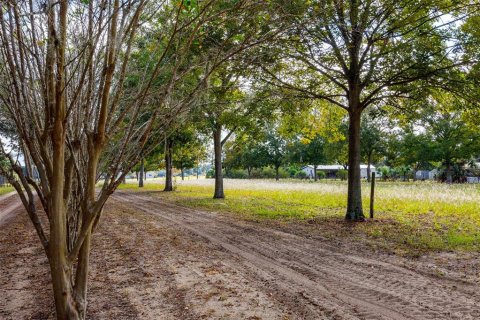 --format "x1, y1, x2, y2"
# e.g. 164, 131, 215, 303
346, 110, 364, 220
139, 158, 144, 188
314, 164, 318, 182
446, 161, 453, 184
367, 153, 372, 183
181, 167, 184, 181
275, 165, 280, 181
73, 231, 92, 319
164, 139, 173, 191
213, 124, 224, 199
